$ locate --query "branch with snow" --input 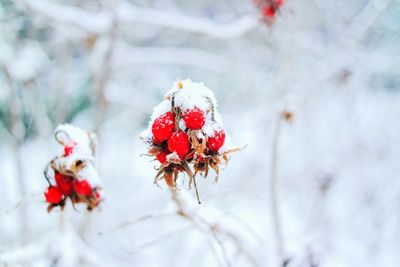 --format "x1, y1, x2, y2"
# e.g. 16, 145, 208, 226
17, 0, 258, 38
